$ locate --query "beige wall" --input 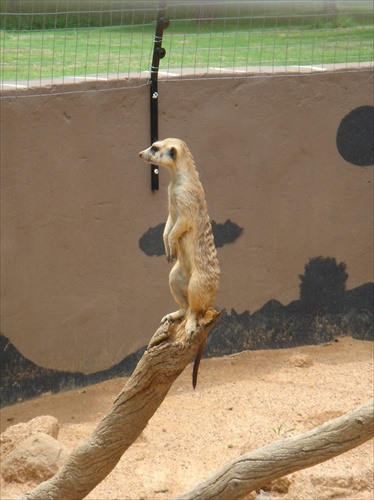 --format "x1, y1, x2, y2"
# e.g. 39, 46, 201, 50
1, 71, 373, 374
